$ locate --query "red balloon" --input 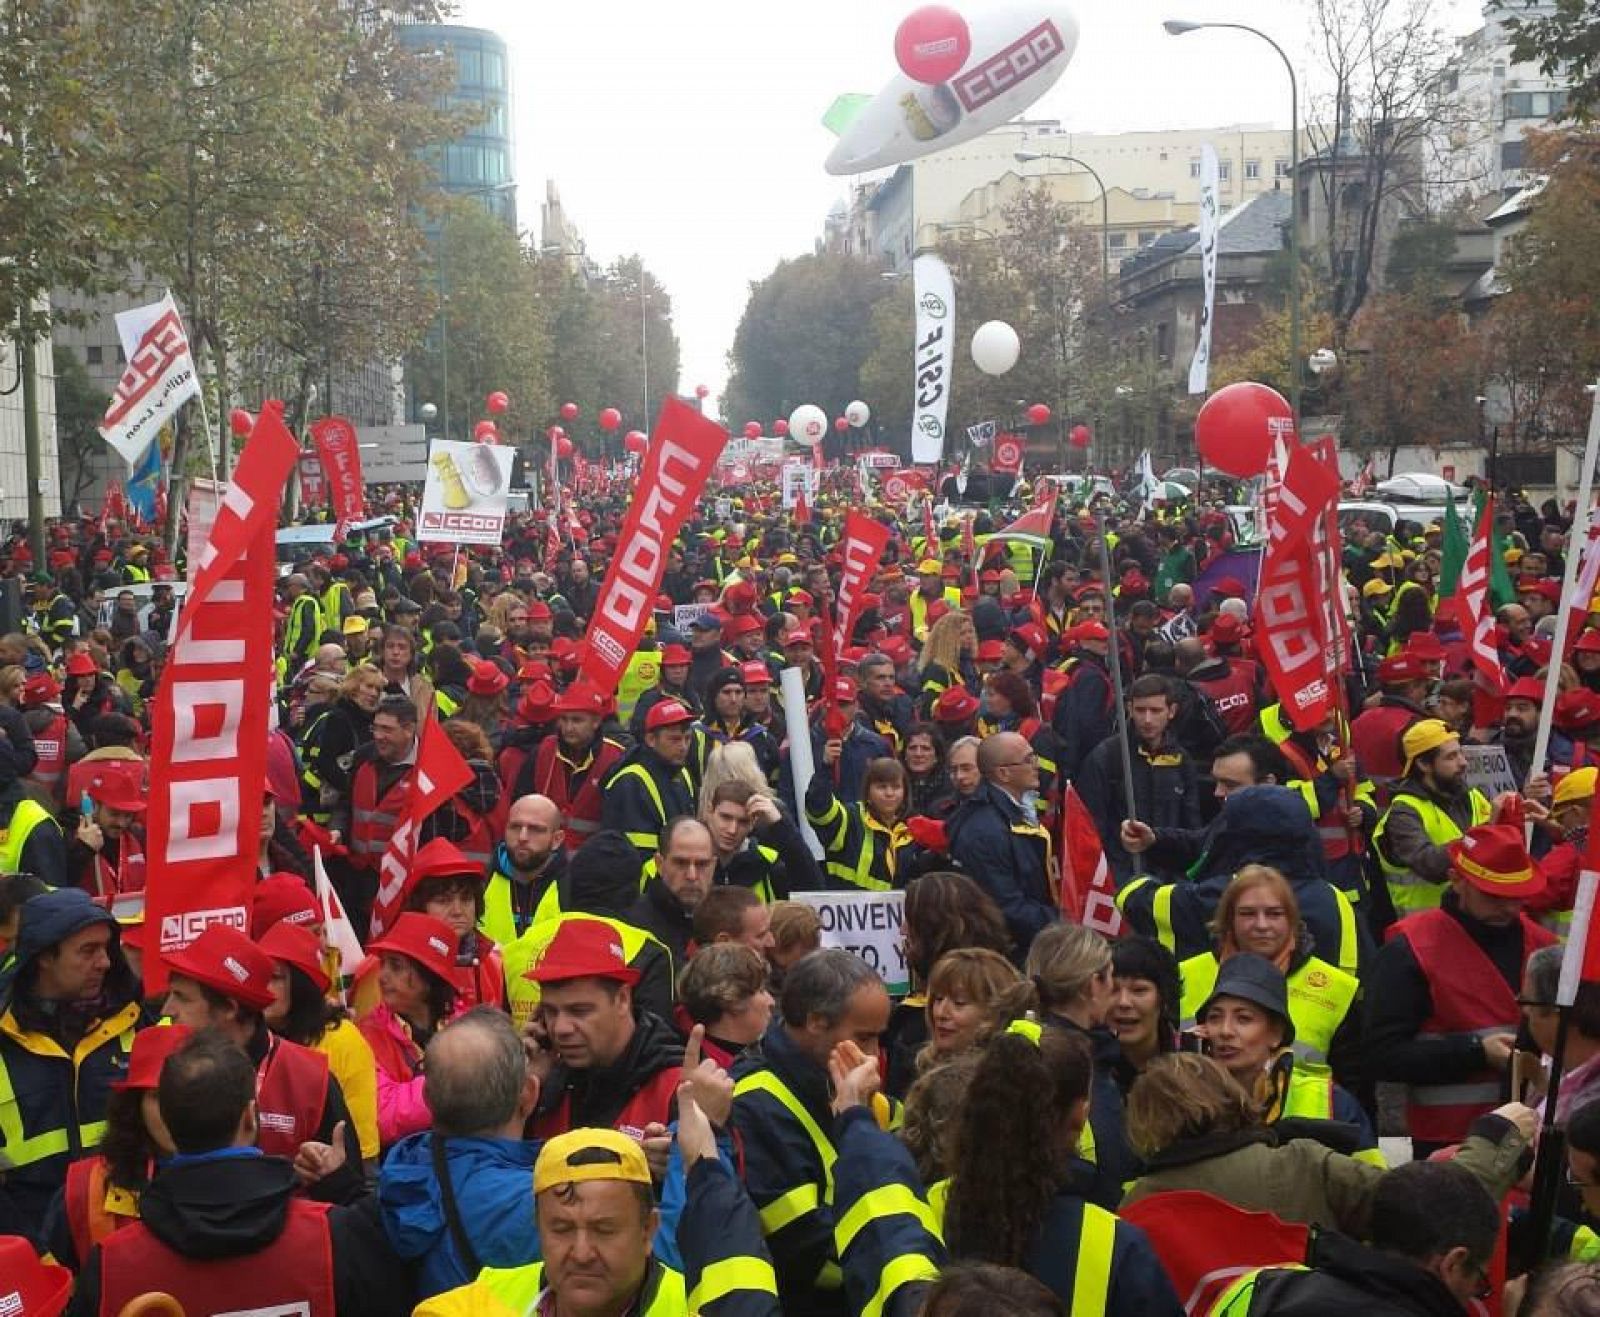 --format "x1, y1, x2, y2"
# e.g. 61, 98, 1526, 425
599, 407, 623, 433
486, 391, 510, 415
894, 5, 972, 85
743, 421, 761, 439
624, 430, 648, 454
1069, 424, 1092, 449
229, 408, 254, 437
559, 401, 579, 422
1194, 382, 1294, 478
556, 435, 574, 459
474, 420, 498, 442
774, 419, 790, 437
835, 417, 849, 432
695, 384, 710, 399
1027, 403, 1052, 426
